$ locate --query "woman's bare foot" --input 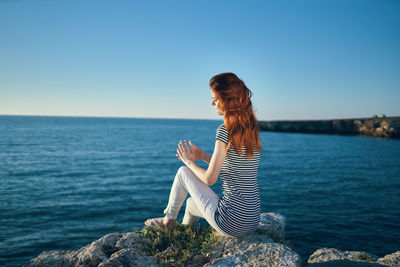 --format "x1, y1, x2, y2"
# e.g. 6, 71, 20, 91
144, 217, 175, 231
